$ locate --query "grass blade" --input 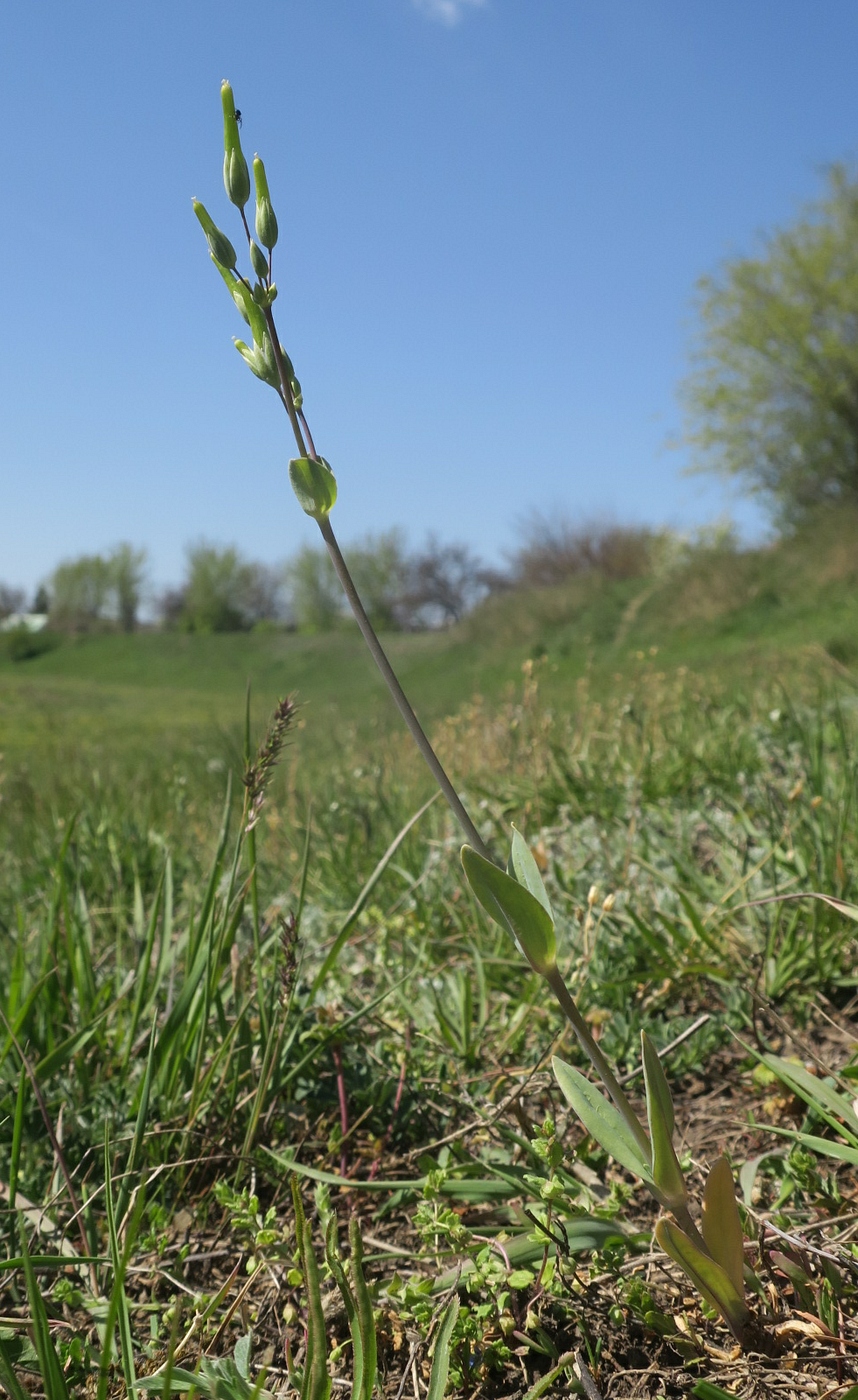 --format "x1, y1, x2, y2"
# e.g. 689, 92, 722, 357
425, 1295, 459, 1400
